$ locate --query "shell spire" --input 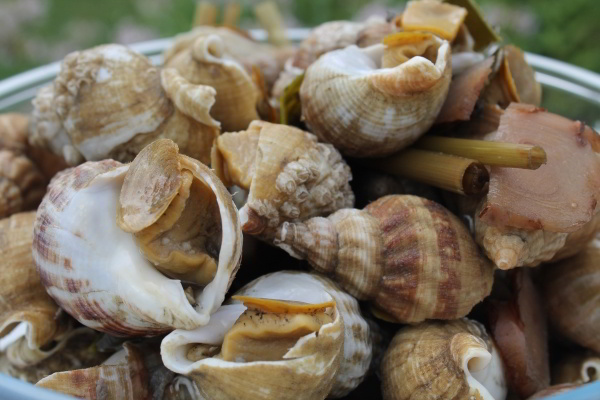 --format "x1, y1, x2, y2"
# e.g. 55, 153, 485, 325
275, 195, 494, 323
